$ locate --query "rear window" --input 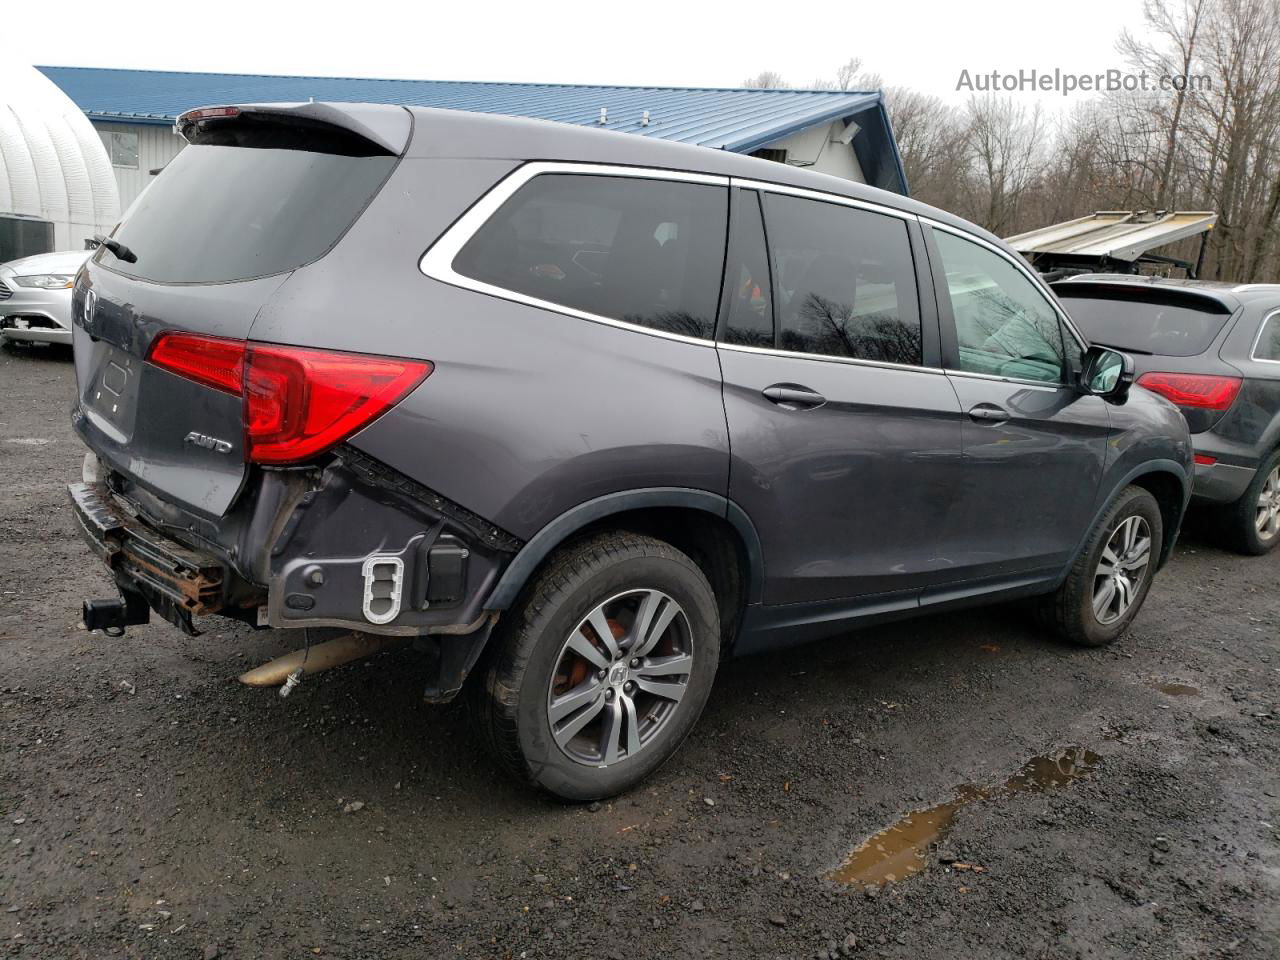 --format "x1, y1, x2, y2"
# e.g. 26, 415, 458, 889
762, 193, 922, 365
452, 174, 728, 340
96, 143, 396, 284
1254, 312, 1280, 361
1057, 289, 1232, 357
